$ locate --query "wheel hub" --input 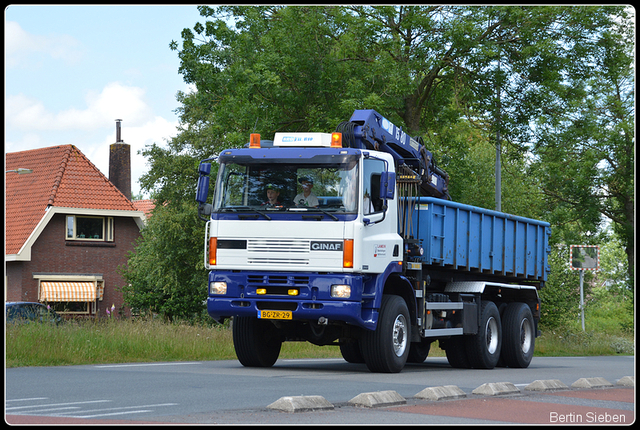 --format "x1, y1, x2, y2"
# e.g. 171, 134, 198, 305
392, 314, 408, 357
